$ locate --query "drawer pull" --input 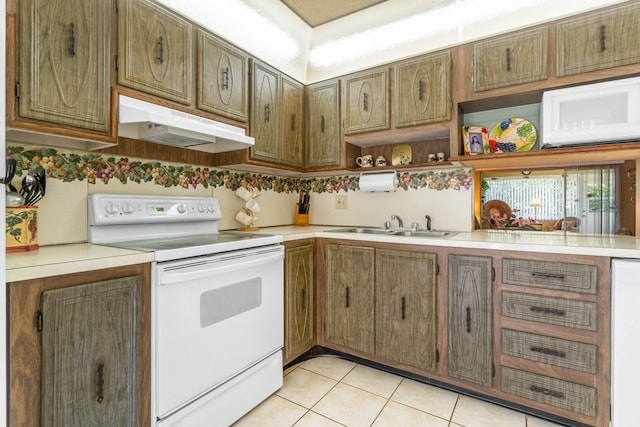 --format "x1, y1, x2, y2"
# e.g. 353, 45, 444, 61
418, 80, 424, 101
531, 272, 565, 280
600, 25, 606, 53
466, 306, 471, 333
320, 115, 325, 133
301, 288, 305, 310
530, 306, 565, 316
505, 47, 511, 71
401, 297, 406, 320
157, 36, 164, 64
96, 363, 105, 403
530, 346, 566, 358
68, 23, 76, 57
222, 67, 230, 90
529, 384, 564, 400
363, 93, 369, 111
345, 286, 350, 308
